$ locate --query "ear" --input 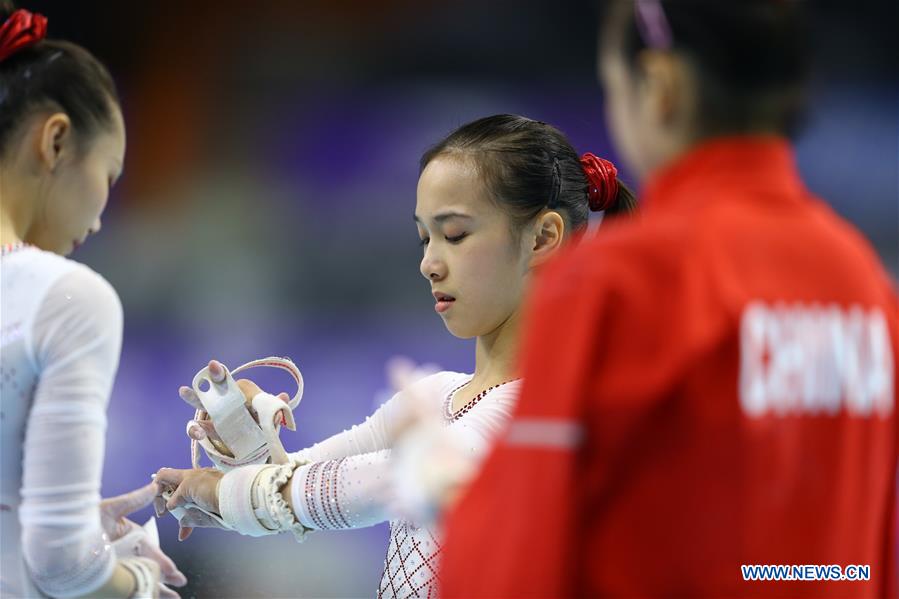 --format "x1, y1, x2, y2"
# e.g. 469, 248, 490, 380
635, 50, 685, 126
37, 113, 73, 172
529, 210, 565, 268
